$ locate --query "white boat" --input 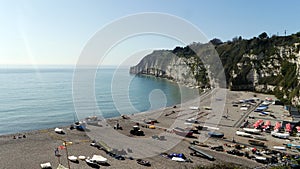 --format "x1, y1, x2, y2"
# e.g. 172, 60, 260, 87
236, 131, 252, 137
271, 131, 289, 139
273, 146, 286, 150
171, 157, 185, 162
240, 107, 248, 111
68, 155, 78, 162
78, 155, 86, 160
90, 155, 107, 164
243, 128, 261, 134
189, 106, 199, 110
40, 162, 51, 169
54, 128, 65, 134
